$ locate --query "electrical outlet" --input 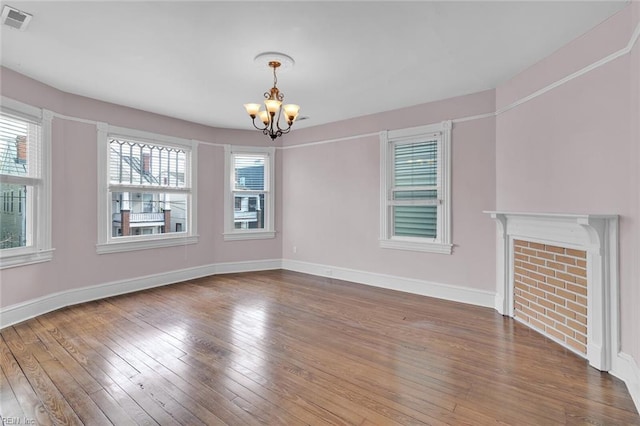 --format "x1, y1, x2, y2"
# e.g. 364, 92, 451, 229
293, 246, 297, 254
